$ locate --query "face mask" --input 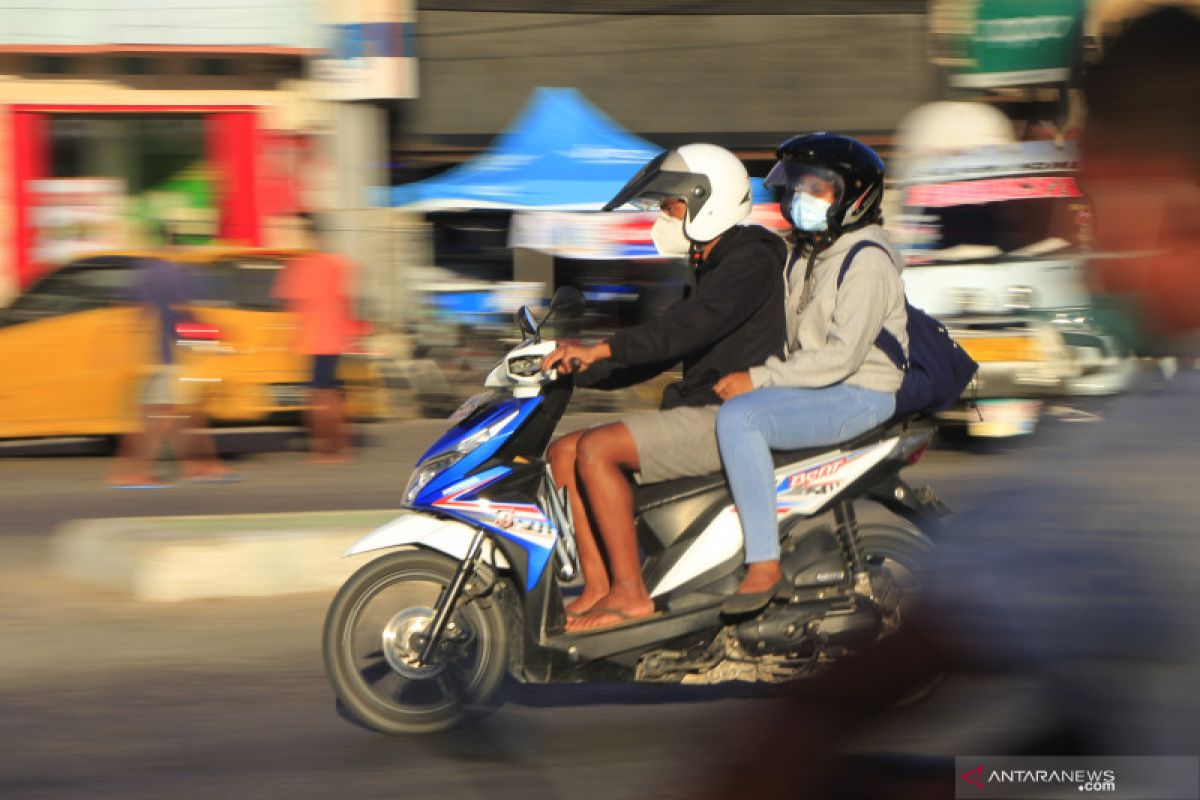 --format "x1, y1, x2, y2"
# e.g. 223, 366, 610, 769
789, 192, 831, 232
651, 212, 692, 257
